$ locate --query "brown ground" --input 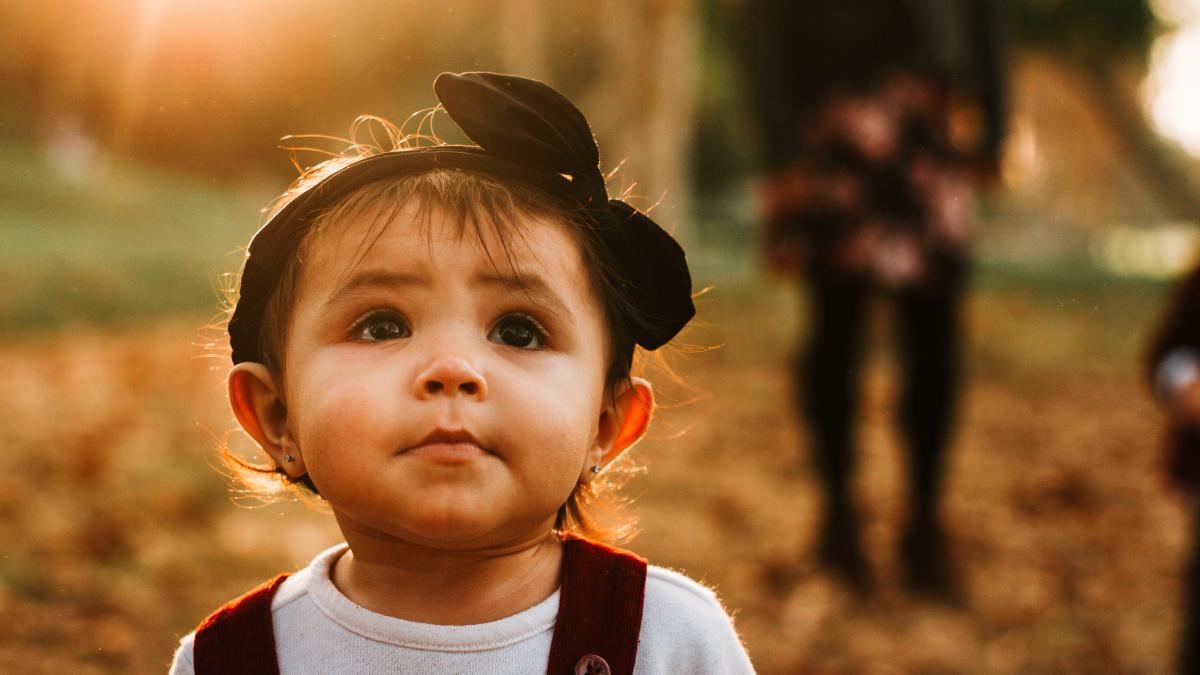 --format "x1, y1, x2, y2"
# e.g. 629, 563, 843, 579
0, 278, 1185, 674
